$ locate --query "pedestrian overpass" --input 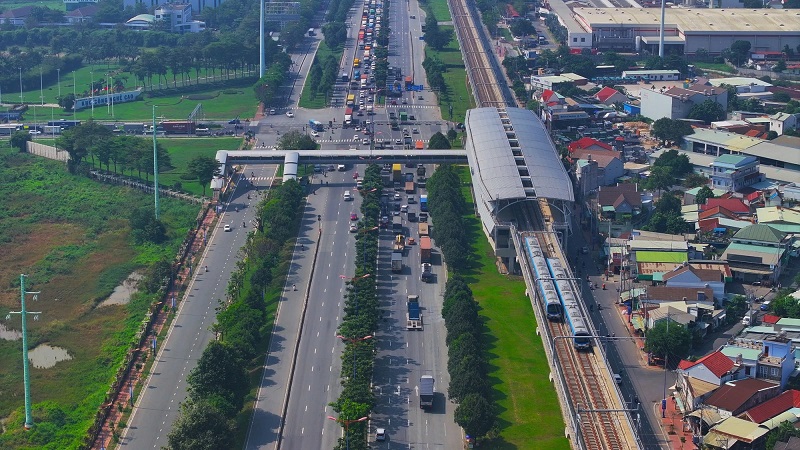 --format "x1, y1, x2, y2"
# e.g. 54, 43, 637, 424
215, 149, 469, 179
